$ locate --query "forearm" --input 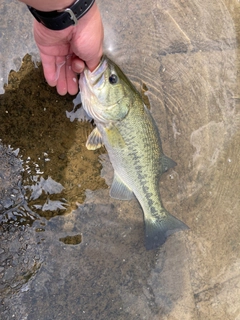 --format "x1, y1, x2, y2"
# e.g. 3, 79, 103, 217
18, 0, 78, 12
